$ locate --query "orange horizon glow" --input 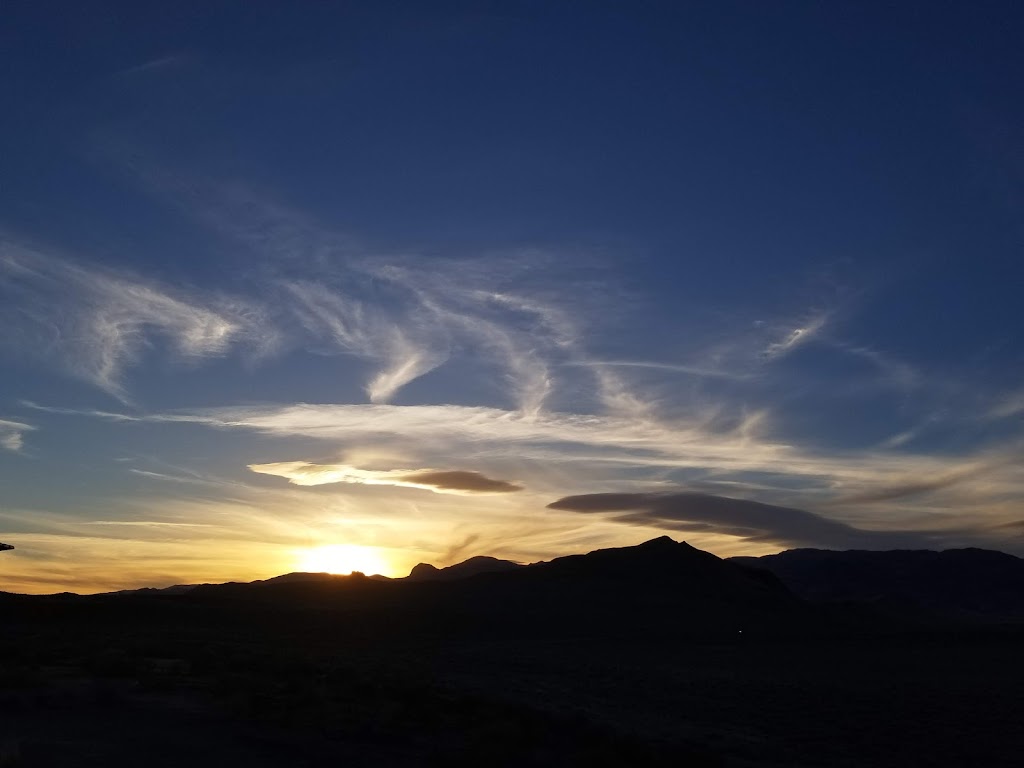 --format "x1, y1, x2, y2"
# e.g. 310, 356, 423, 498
294, 543, 396, 577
